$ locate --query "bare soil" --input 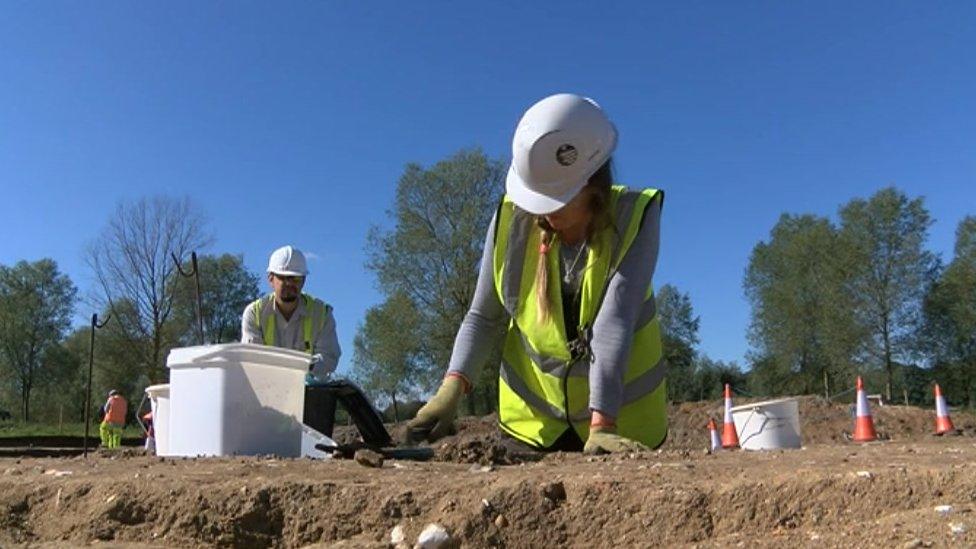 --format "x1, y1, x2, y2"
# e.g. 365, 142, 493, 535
3, 397, 976, 548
